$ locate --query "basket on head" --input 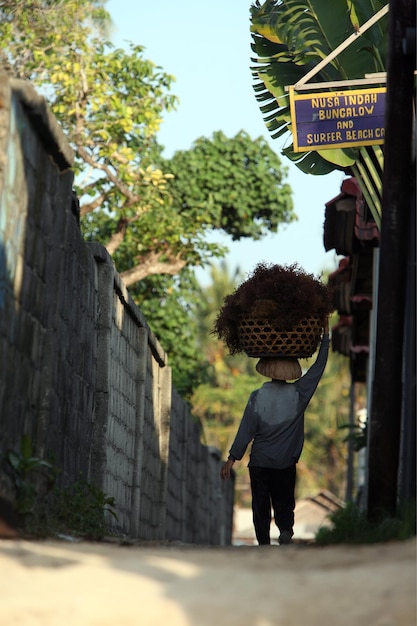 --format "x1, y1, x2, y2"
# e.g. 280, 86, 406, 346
239, 314, 322, 358
256, 357, 302, 381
